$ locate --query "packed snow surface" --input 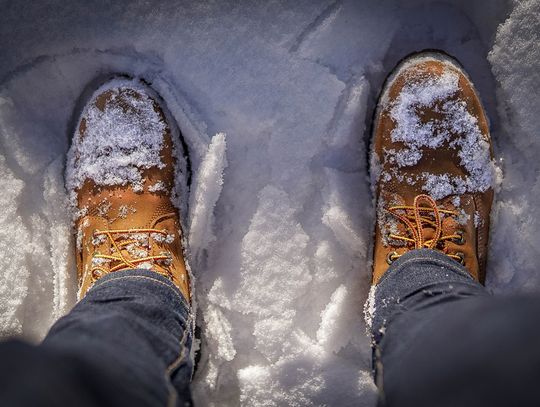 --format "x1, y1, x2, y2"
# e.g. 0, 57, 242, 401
0, 0, 538, 406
